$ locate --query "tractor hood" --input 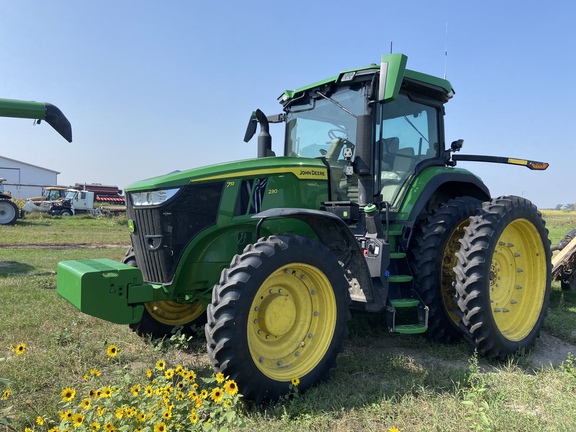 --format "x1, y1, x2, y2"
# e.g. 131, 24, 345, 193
125, 157, 329, 192
0, 98, 72, 142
